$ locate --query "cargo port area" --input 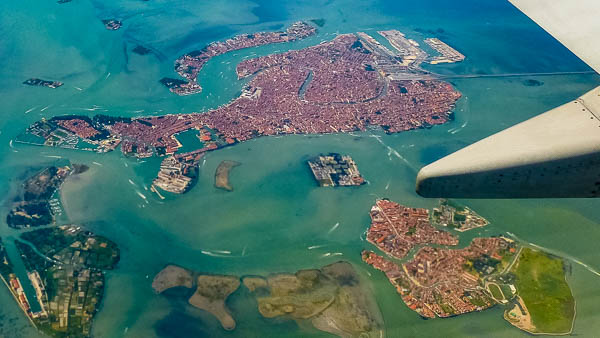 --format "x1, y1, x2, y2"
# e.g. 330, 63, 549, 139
424, 38, 465, 64
356, 29, 465, 81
